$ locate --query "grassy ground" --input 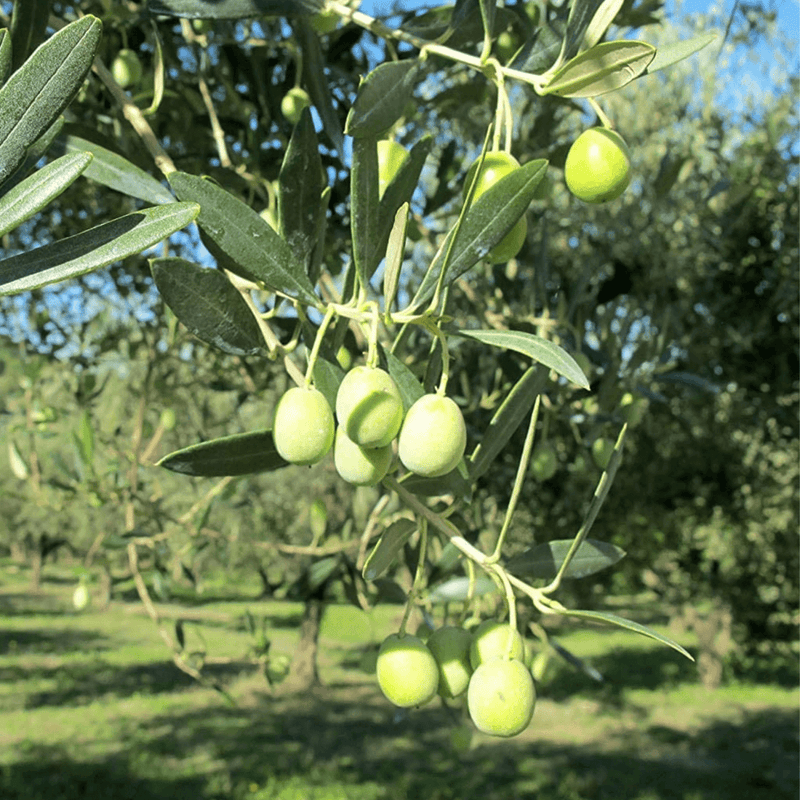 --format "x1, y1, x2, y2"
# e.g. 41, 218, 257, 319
0, 564, 797, 800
